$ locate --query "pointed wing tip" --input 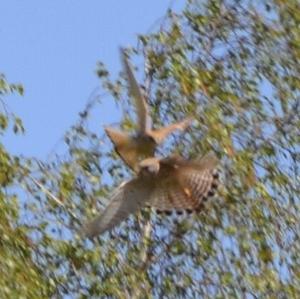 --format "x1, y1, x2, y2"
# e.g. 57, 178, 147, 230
79, 222, 96, 240
78, 228, 93, 241
104, 126, 112, 133
199, 151, 219, 168
120, 47, 126, 60
80, 217, 106, 240
104, 127, 128, 143
104, 126, 116, 140
177, 117, 194, 130
119, 46, 127, 54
